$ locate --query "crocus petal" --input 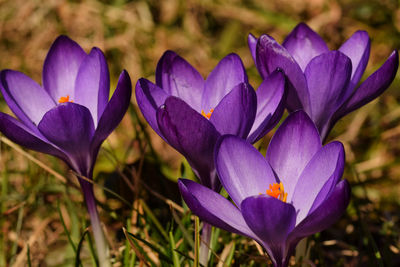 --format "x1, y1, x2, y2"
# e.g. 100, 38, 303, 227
74, 47, 110, 124
287, 180, 350, 244
155, 51, 204, 111
335, 50, 399, 119
248, 33, 258, 64
209, 82, 257, 138
247, 69, 285, 143
267, 111, 321, 197
282, 23, 329, 71
202, 54, 248, 111
91, 70, 132, 160
256, 34, 310, 112
339, 30, 370, 90
215, 135, 276, 206
135, 78, 169, 137
0, 70, 55, 126
241, 196, 296, 265
290, 141, 345, 222
42, 35, 87, 101
0, 112, 67, 161
157, 96, 220, 190
178, 179, 256, 238
305, 51, 352, 133
38, 103, 95, 173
